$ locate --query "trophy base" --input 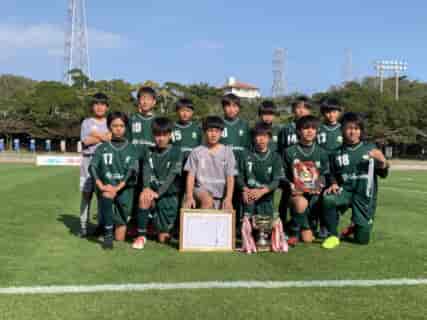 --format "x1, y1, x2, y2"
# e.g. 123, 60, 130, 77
256, 244, 271, 252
